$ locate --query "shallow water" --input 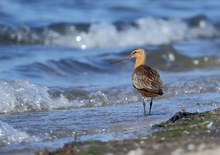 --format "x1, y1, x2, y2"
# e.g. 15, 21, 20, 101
0, 0, 220, 154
